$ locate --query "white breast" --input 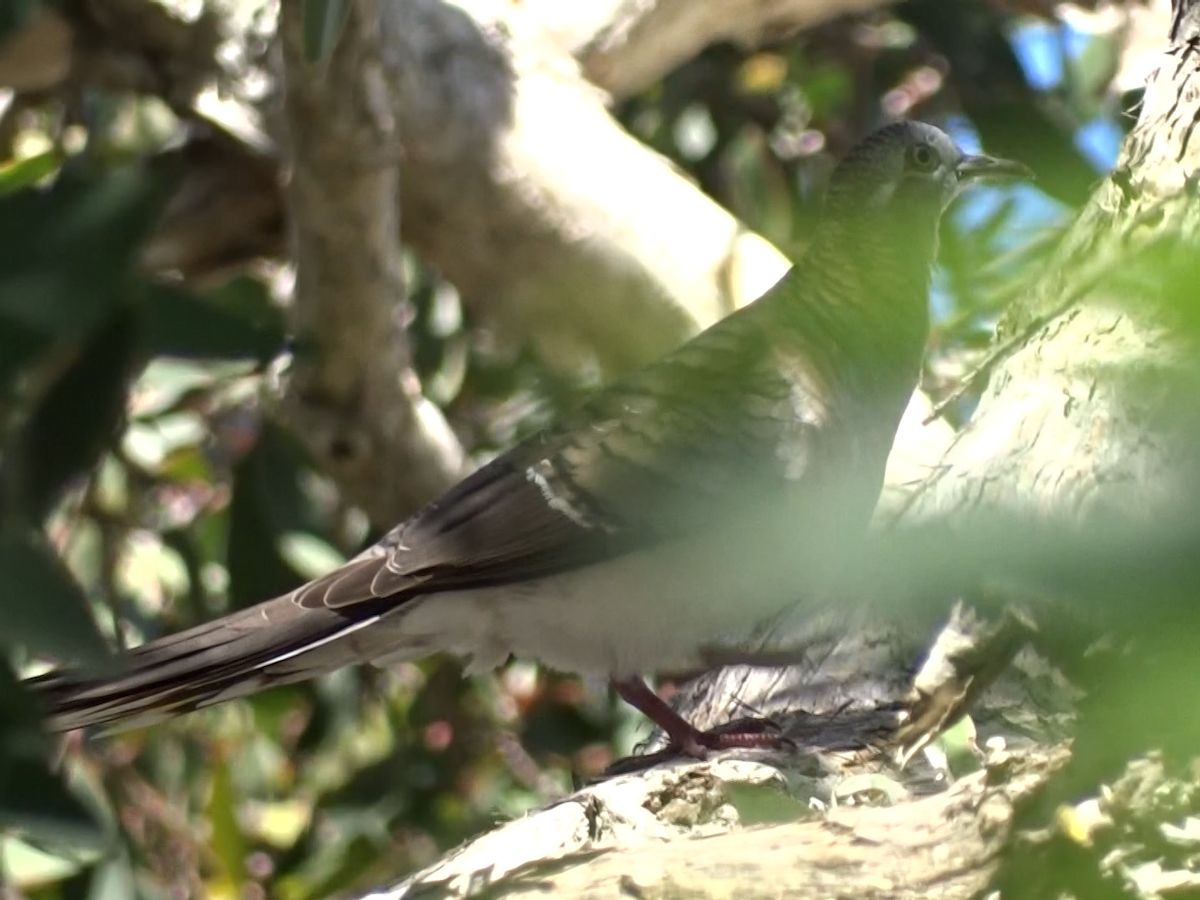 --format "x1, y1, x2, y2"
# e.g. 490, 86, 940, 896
377, 511, 859, 678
